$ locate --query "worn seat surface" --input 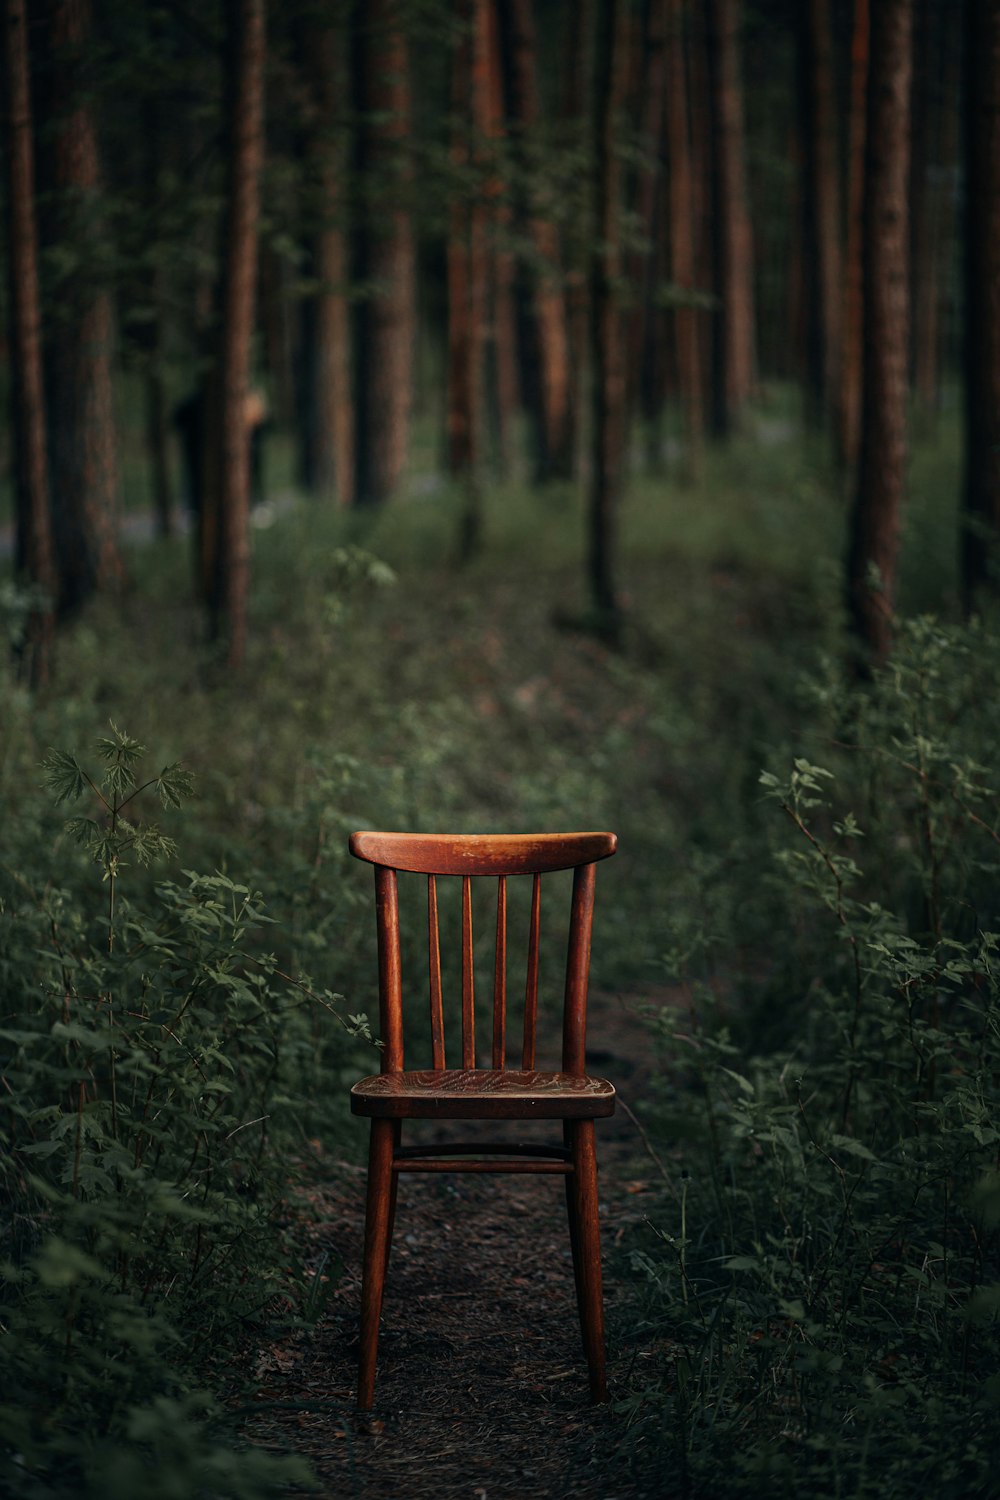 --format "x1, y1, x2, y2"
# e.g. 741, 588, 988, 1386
351, 1067, 616, 1118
